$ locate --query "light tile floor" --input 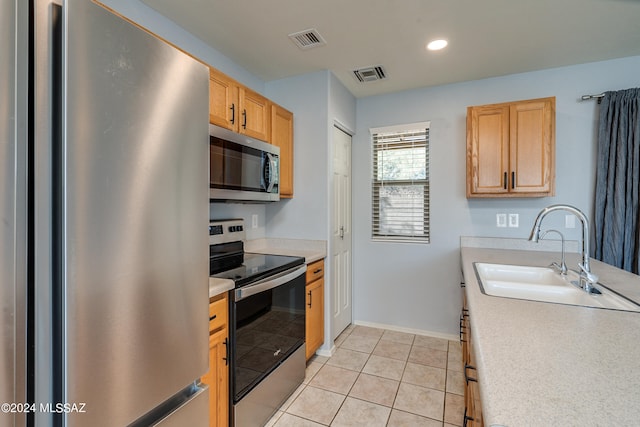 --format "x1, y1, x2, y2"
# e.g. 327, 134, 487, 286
266, 325, 465, 427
